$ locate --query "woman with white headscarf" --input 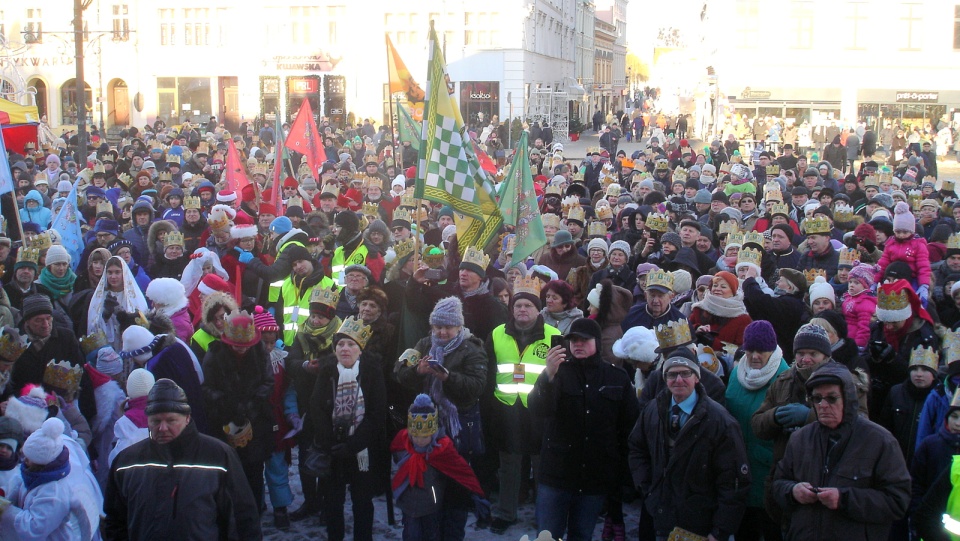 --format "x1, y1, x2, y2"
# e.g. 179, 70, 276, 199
87, 256, 148, 351
180, 247, 231, 325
